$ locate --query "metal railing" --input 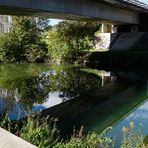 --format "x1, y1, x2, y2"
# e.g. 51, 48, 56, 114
117, 0, 148, 9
